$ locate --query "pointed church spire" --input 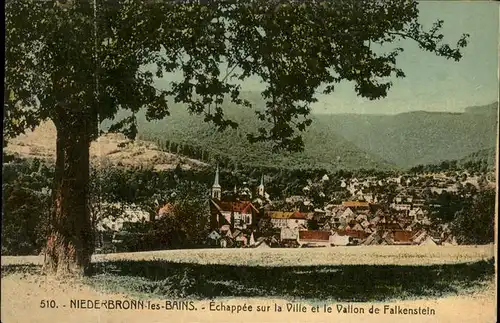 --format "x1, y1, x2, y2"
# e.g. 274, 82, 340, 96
211, 164, 221, 200
213, 164, 221, 187
258, 174, 265, 197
